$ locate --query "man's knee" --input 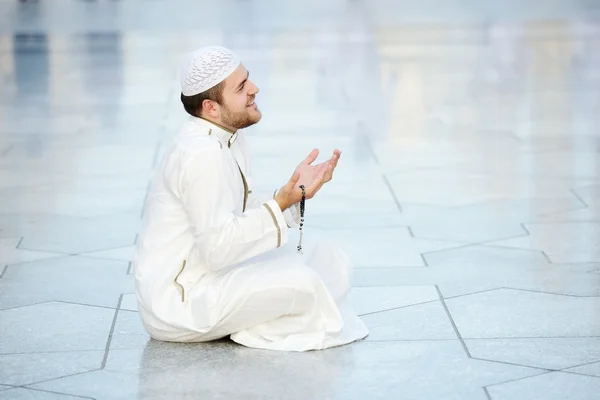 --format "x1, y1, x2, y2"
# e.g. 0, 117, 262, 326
281, 265, 324, 291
